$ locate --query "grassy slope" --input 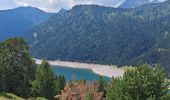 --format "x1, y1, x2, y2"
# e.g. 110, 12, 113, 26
0, 93, 47, 100
0, 92, 24, 100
